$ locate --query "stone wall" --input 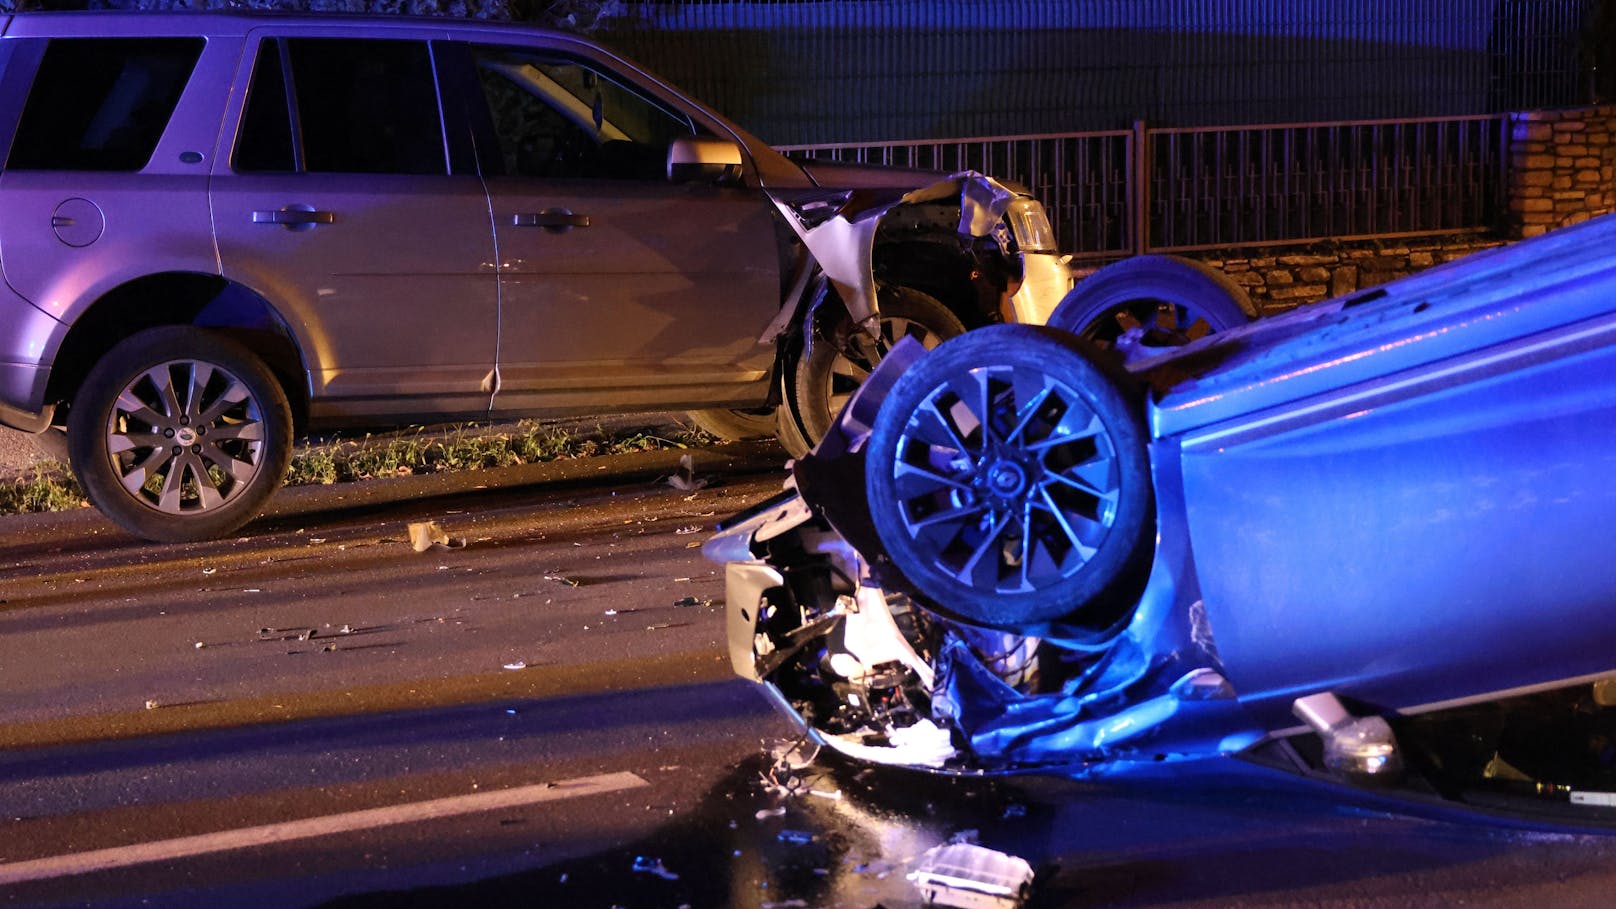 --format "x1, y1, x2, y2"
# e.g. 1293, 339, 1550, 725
1194, 235, 1508, 316
1508, 105, 1616, 238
